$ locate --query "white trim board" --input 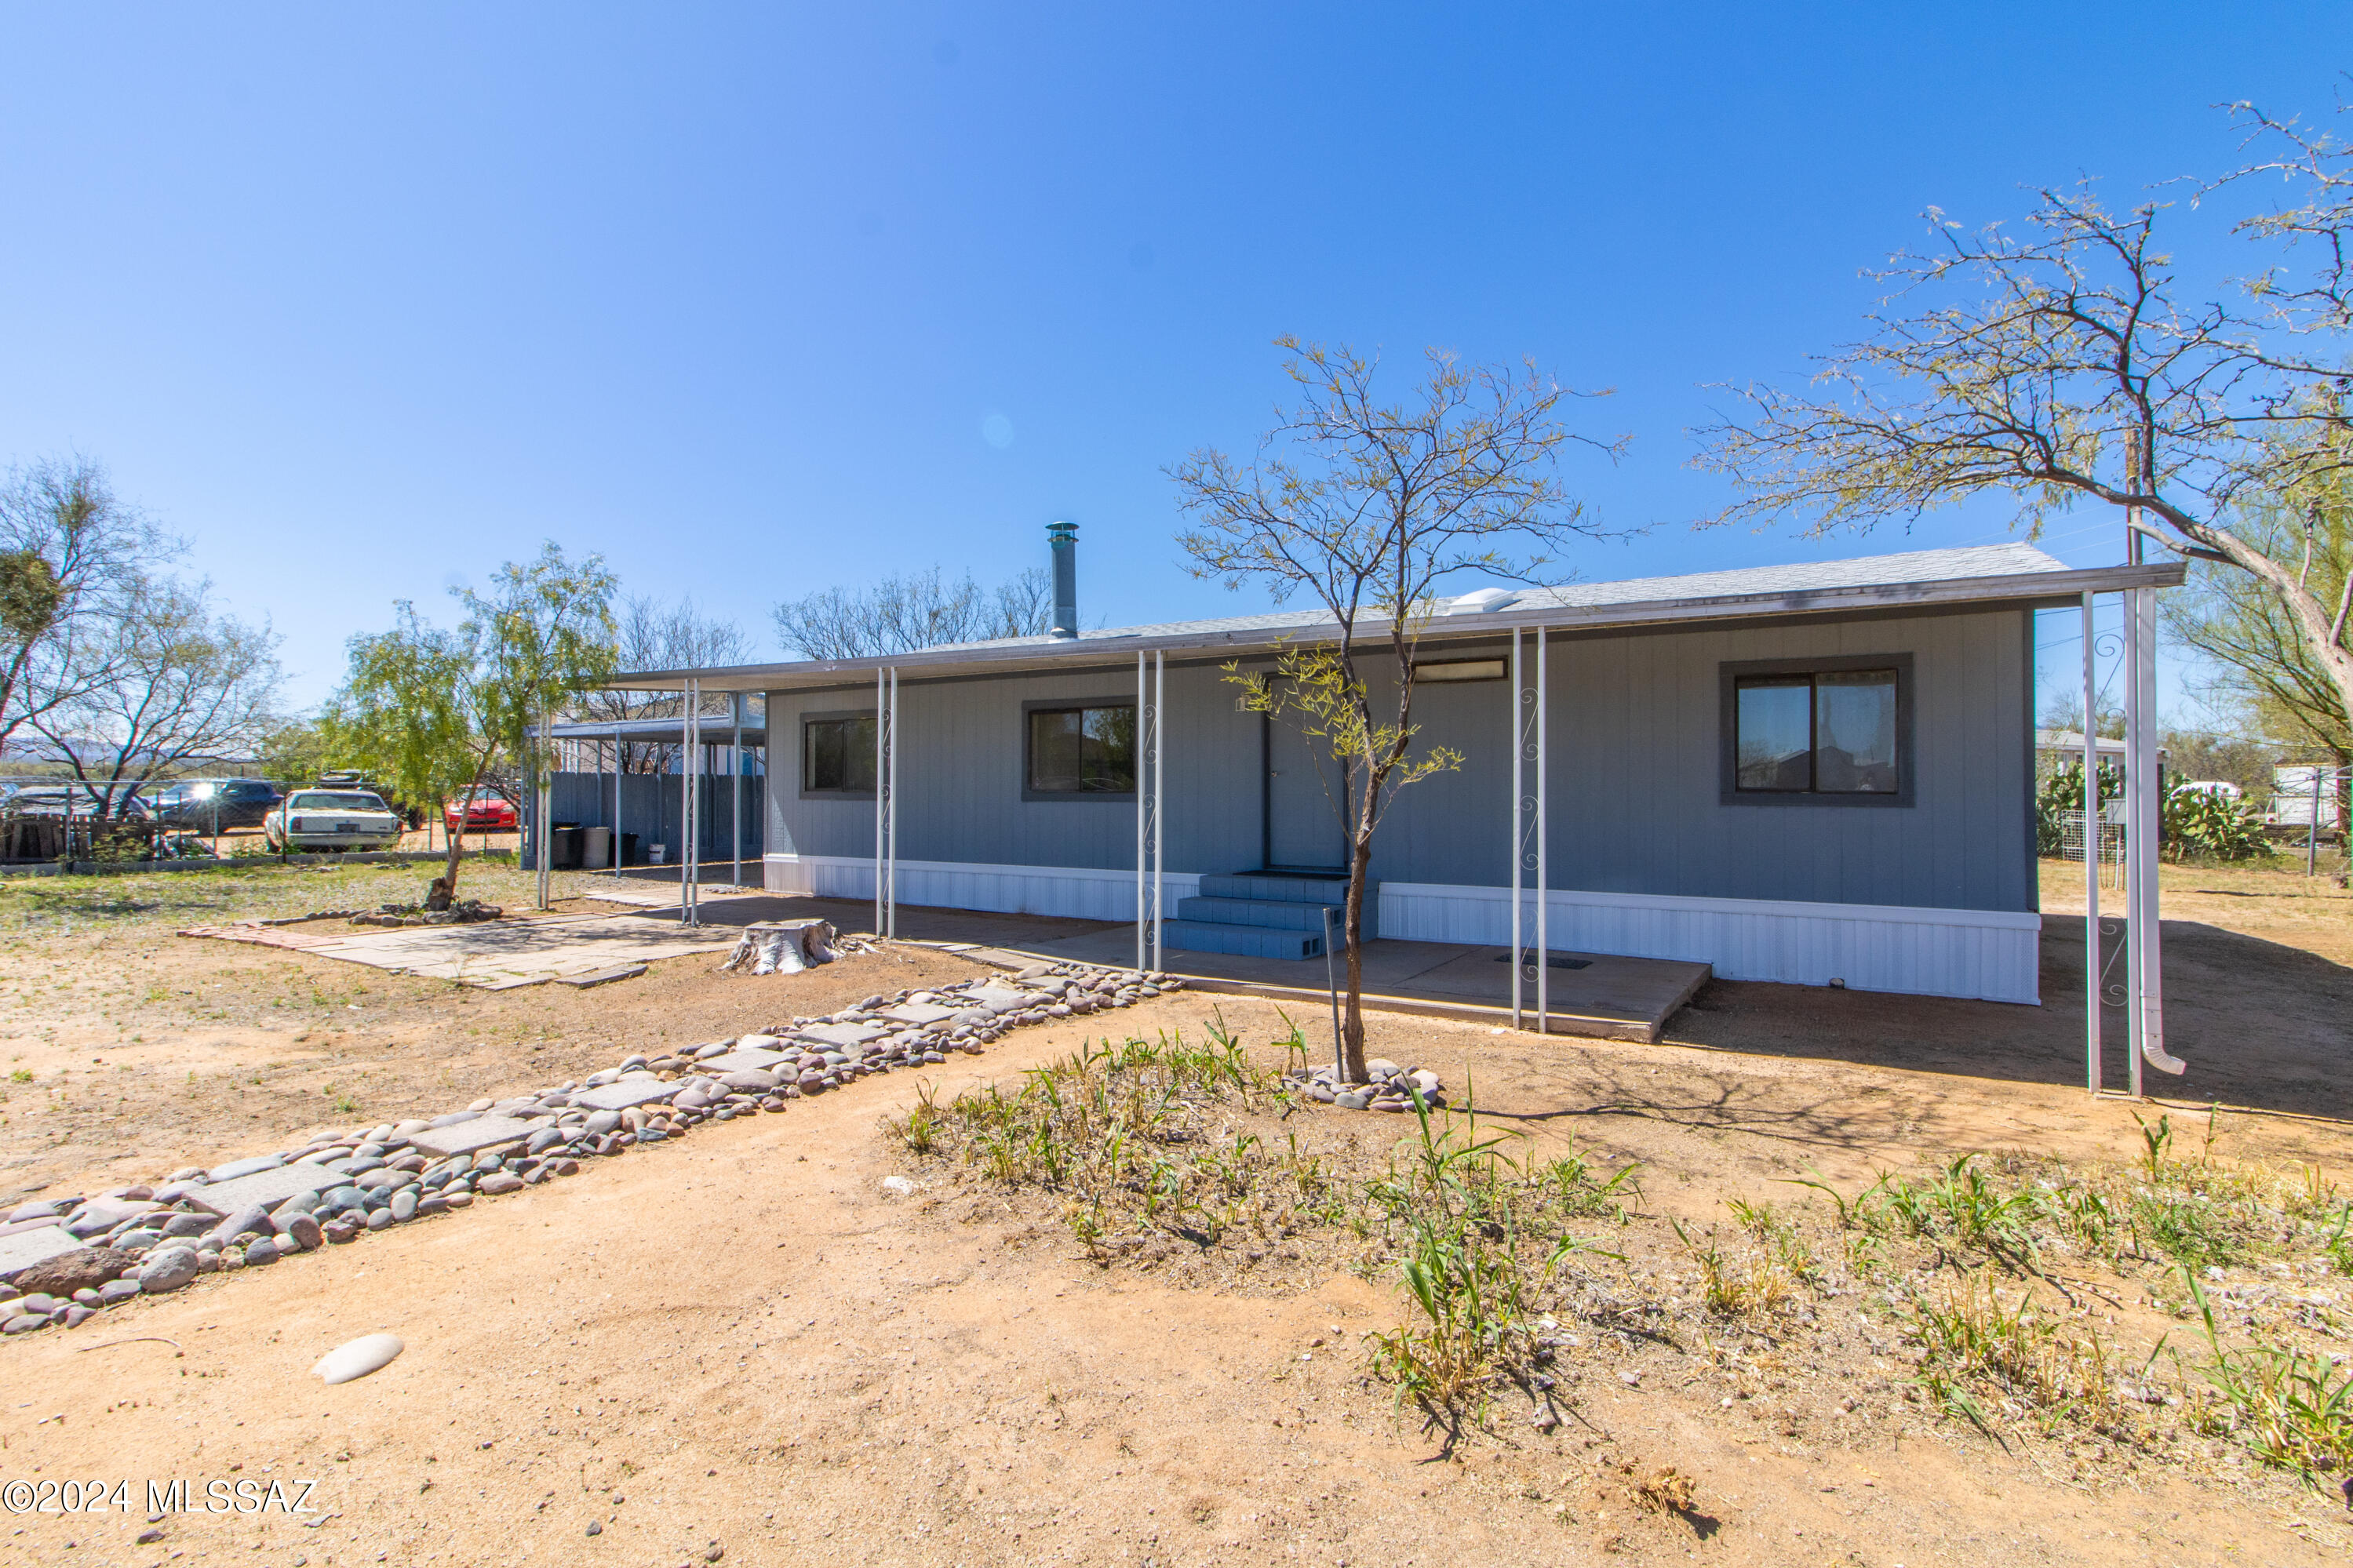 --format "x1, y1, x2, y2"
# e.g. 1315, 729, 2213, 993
764, 853, 1202, 923
1377, 881, 2041, 1005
